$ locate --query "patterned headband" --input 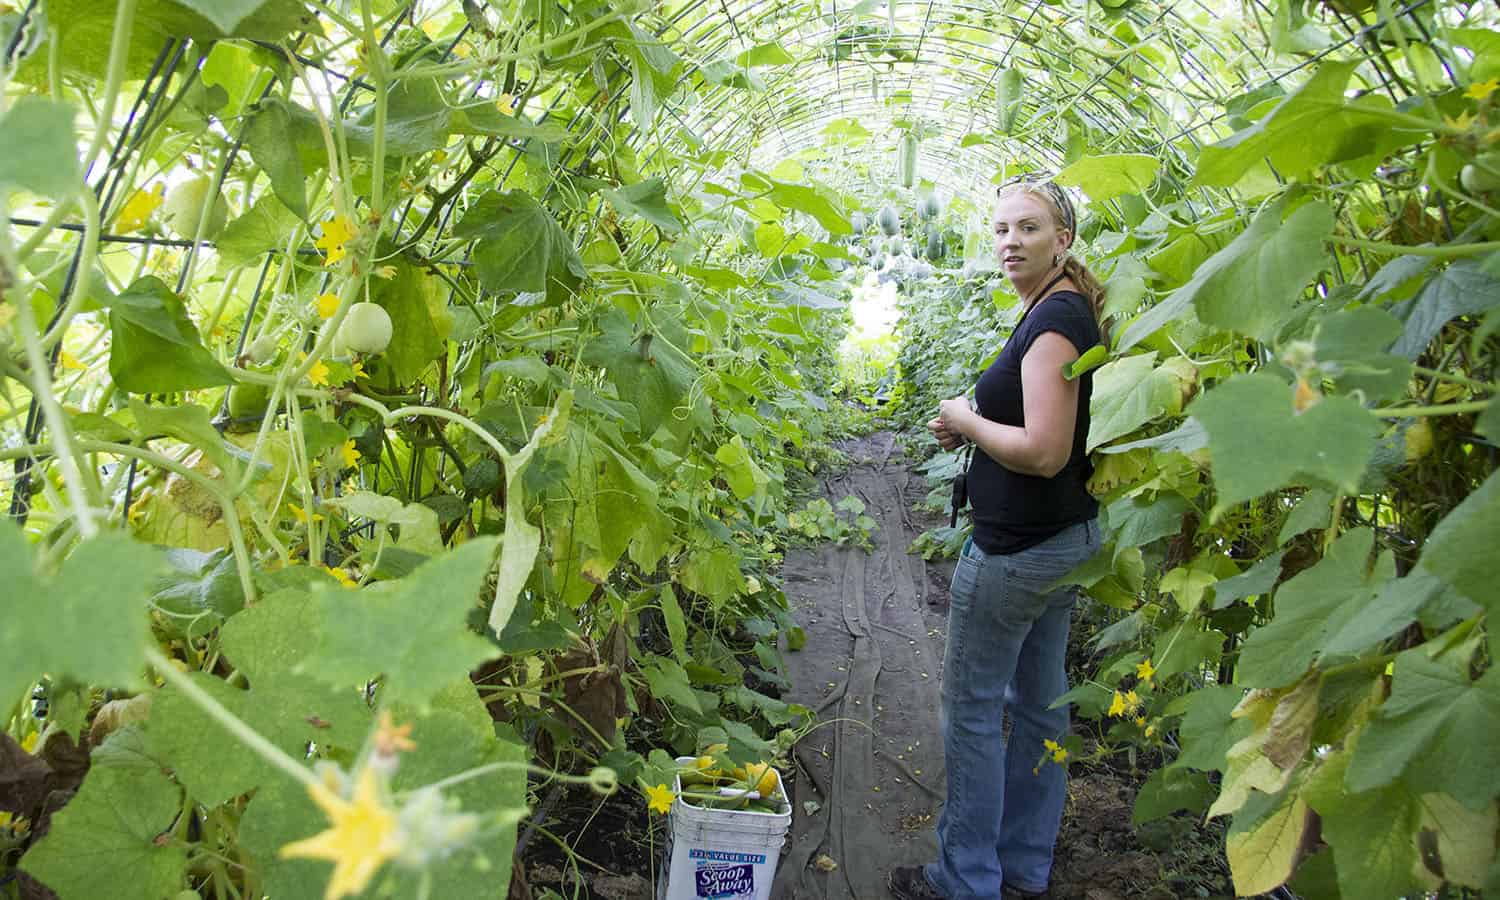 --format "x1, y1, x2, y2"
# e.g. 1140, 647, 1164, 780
996, 174, 1076, 238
